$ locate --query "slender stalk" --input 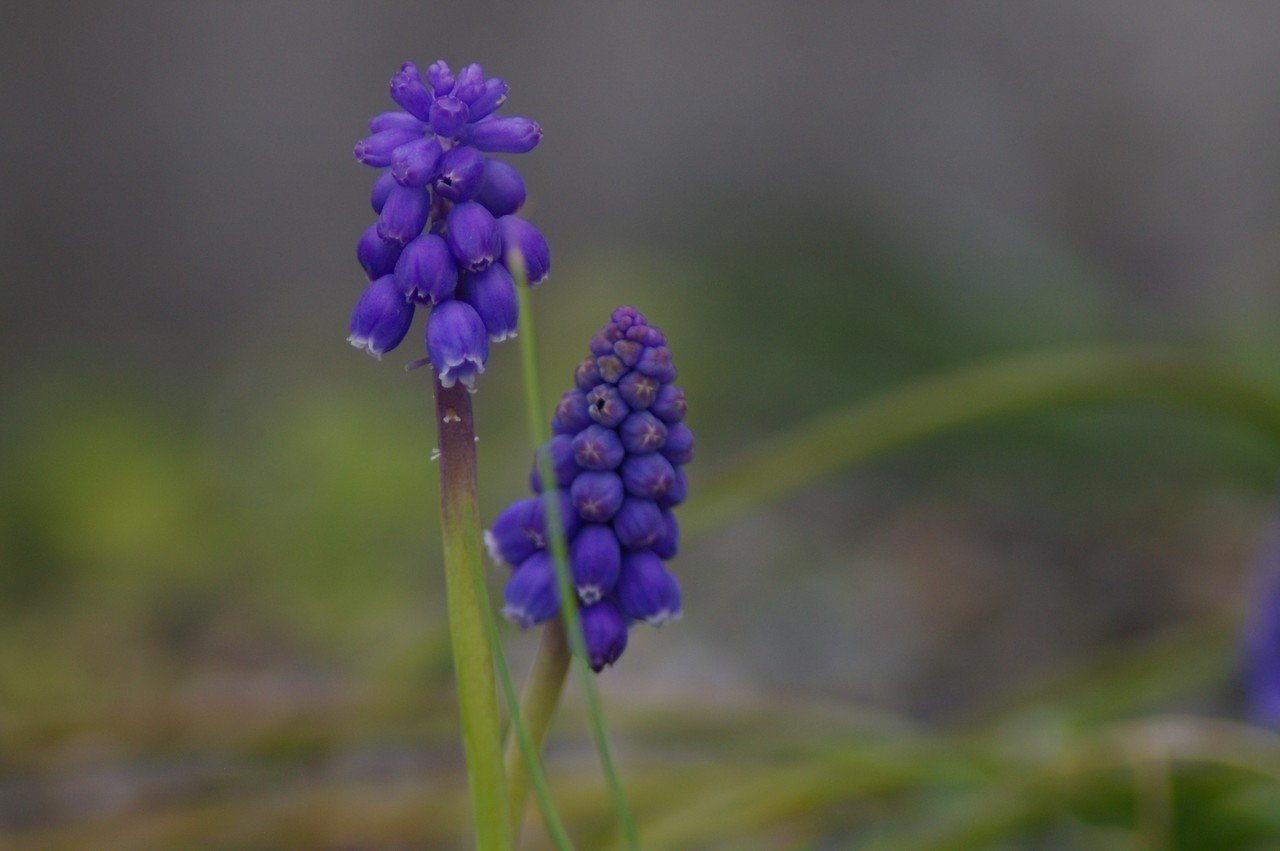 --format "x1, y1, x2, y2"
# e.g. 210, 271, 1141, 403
505, 618, 571, 824
509, 268, 640, 848
432, 376, 513, 850
474, 544, 574, 848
